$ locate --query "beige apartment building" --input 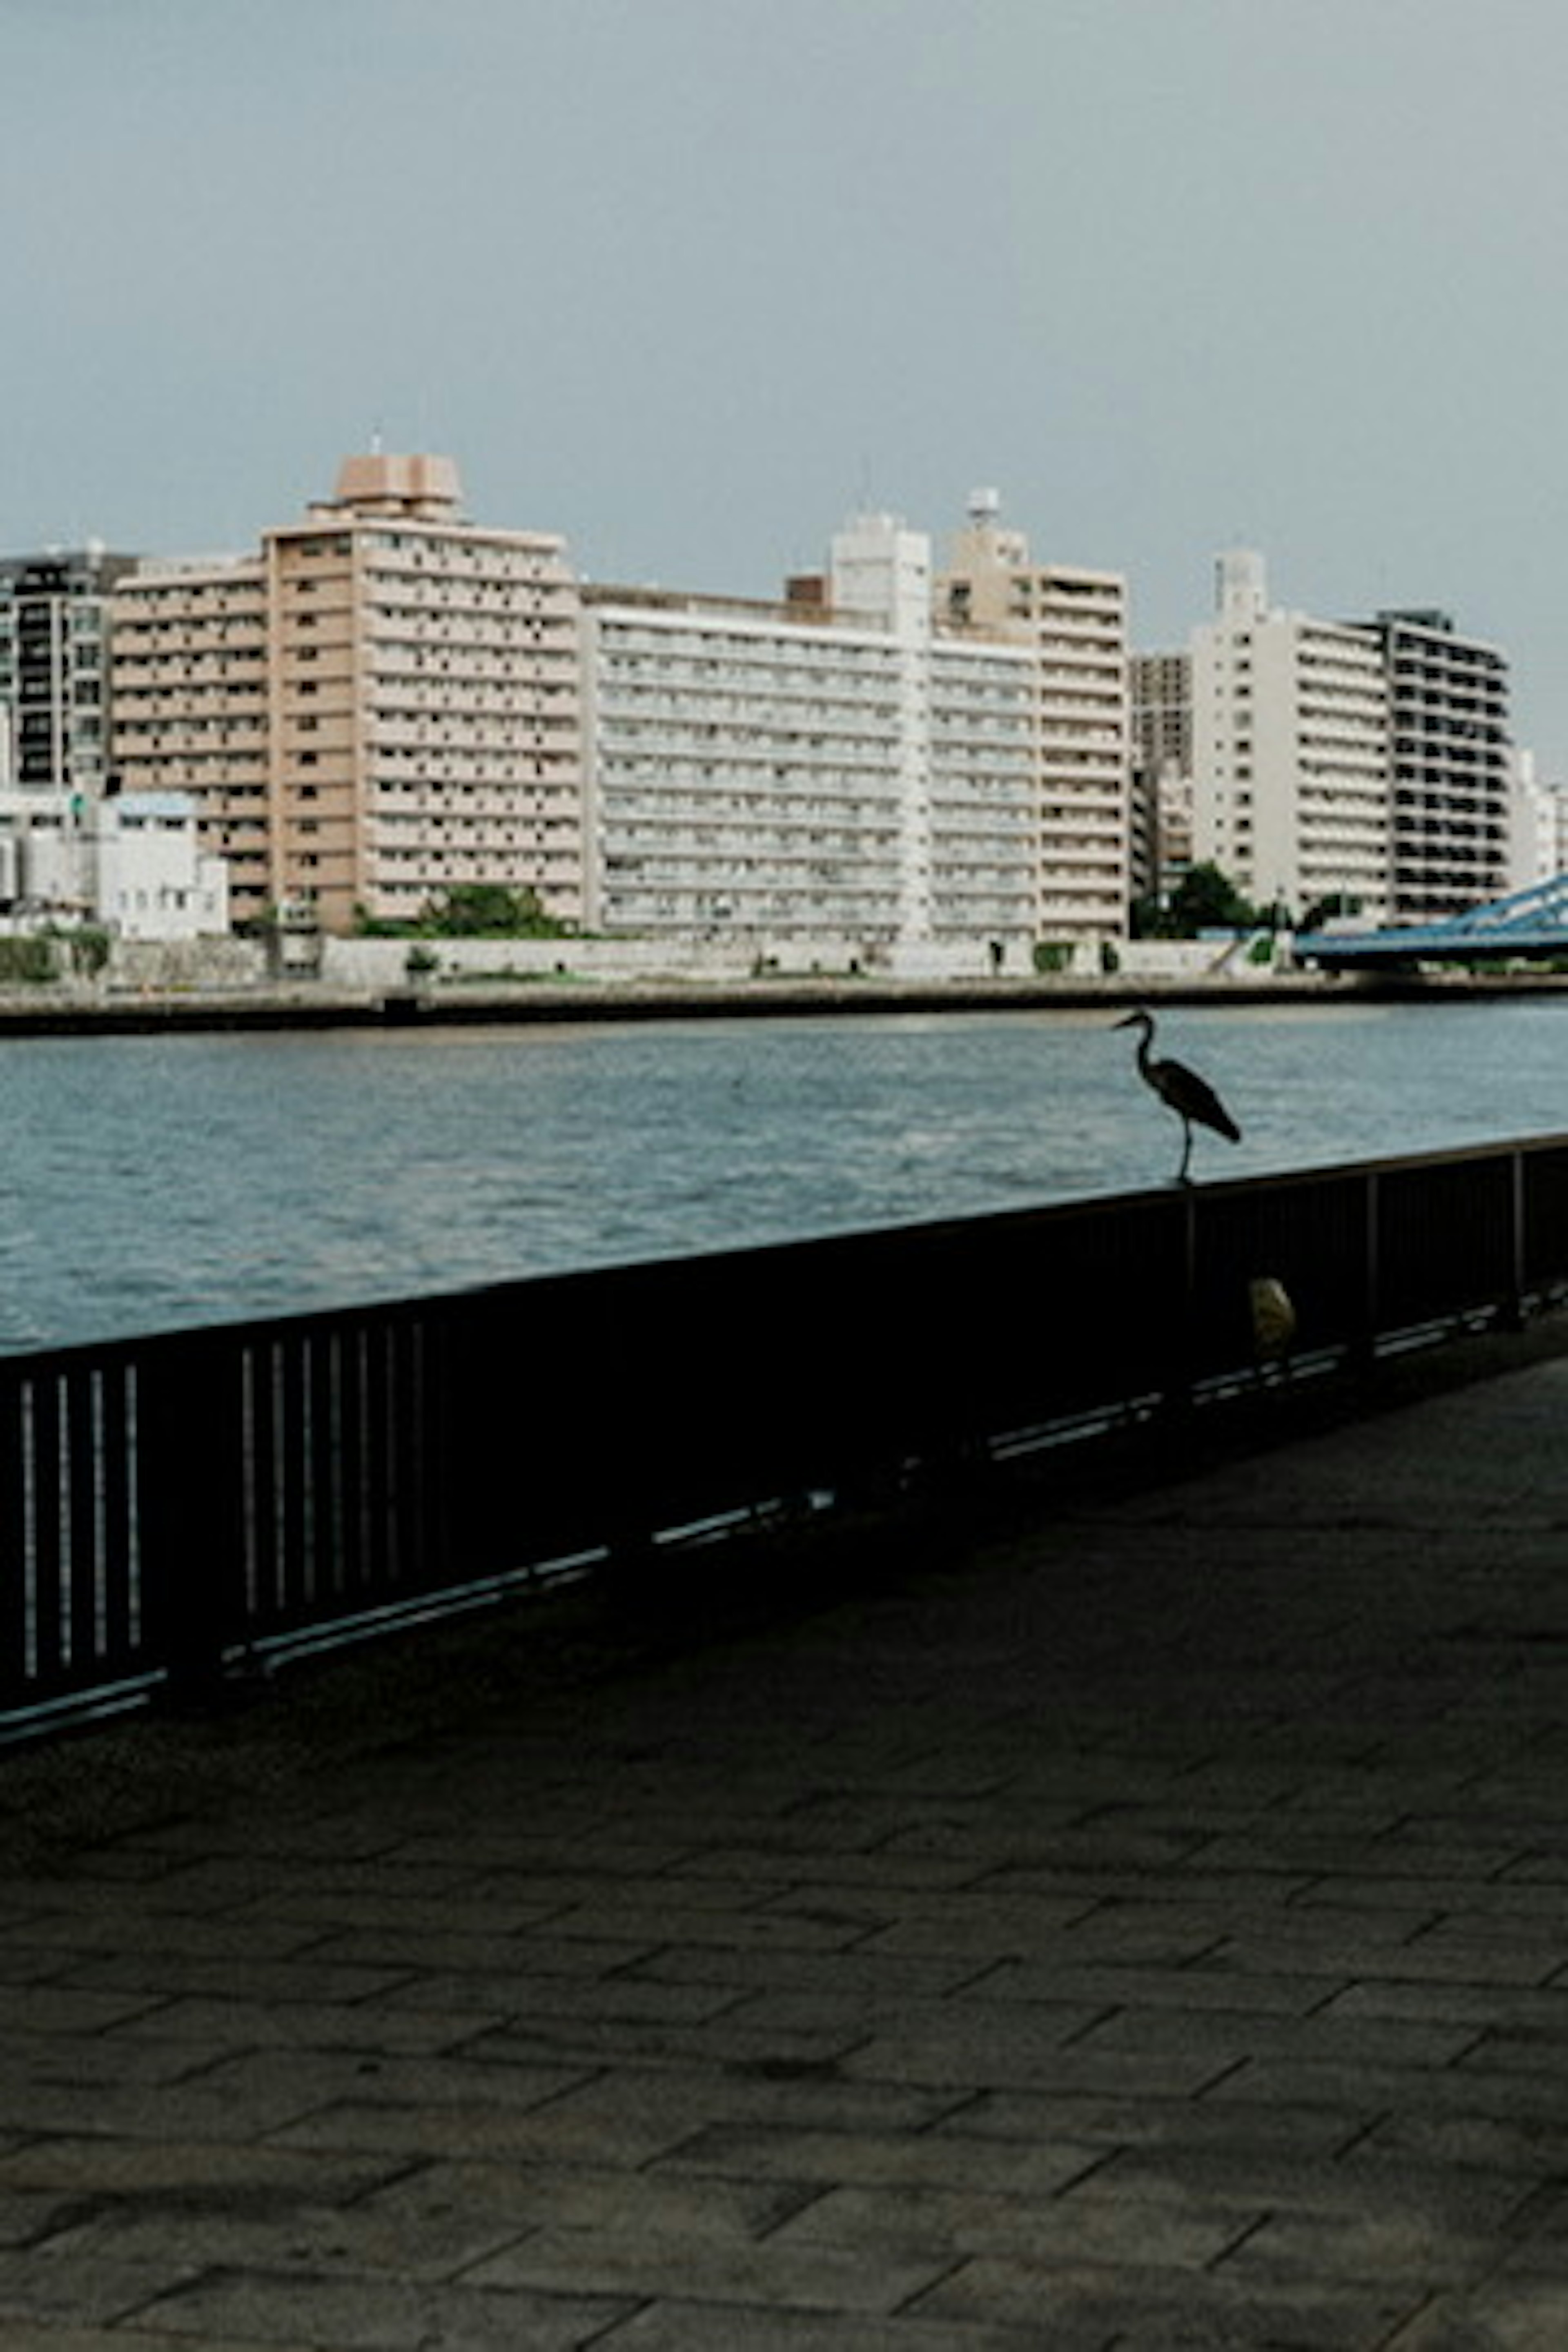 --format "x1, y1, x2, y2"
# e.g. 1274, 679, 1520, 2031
1190, 552, 1393, 924
937, 492, 1129, 943
111, 456, 584, 933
